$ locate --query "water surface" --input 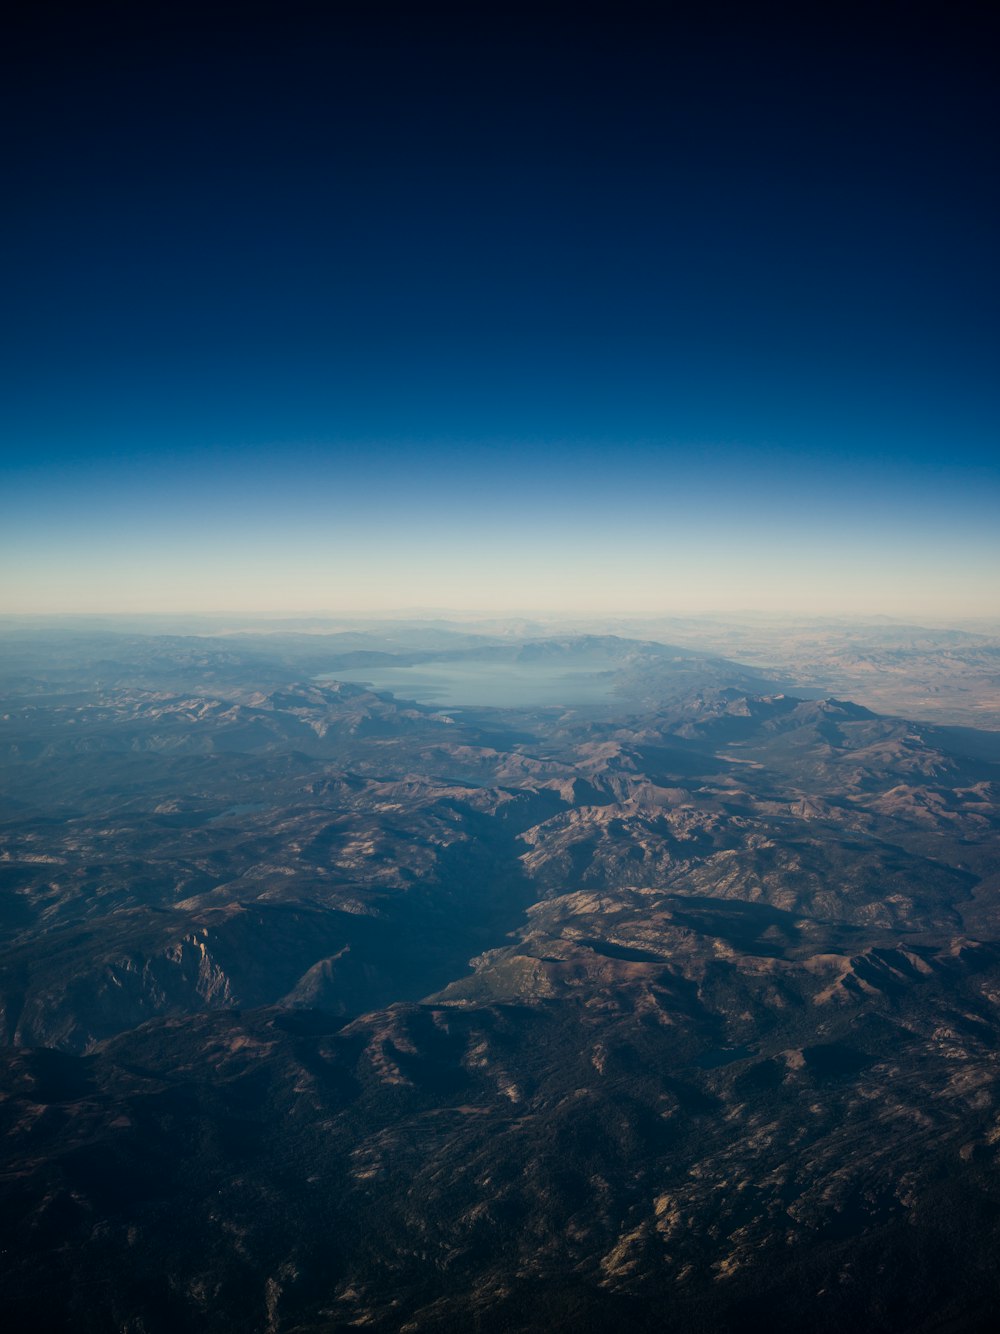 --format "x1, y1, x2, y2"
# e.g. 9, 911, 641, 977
318, 659, 621, 708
